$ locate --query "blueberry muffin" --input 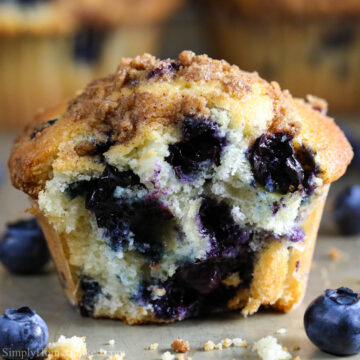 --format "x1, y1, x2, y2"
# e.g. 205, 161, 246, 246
9, 51, 352, 324
0, 0, 183, 129
208, 0, 360, 112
